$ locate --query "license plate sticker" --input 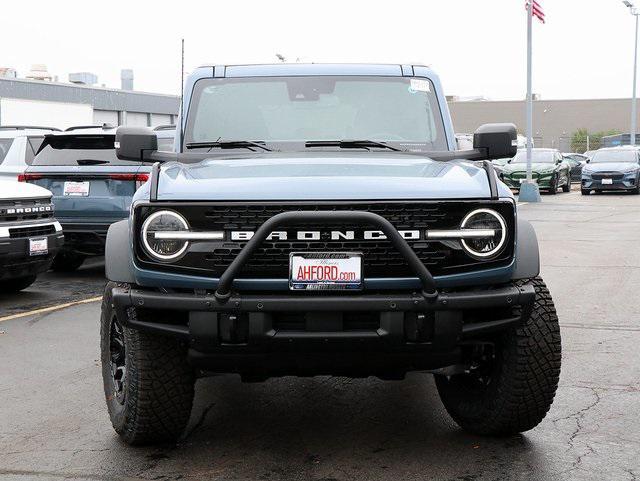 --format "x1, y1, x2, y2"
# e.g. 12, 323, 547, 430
289, 252, 363, 291
29, 237, 48, 256
63, 181, 90, 196
601, 178, 613, 185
